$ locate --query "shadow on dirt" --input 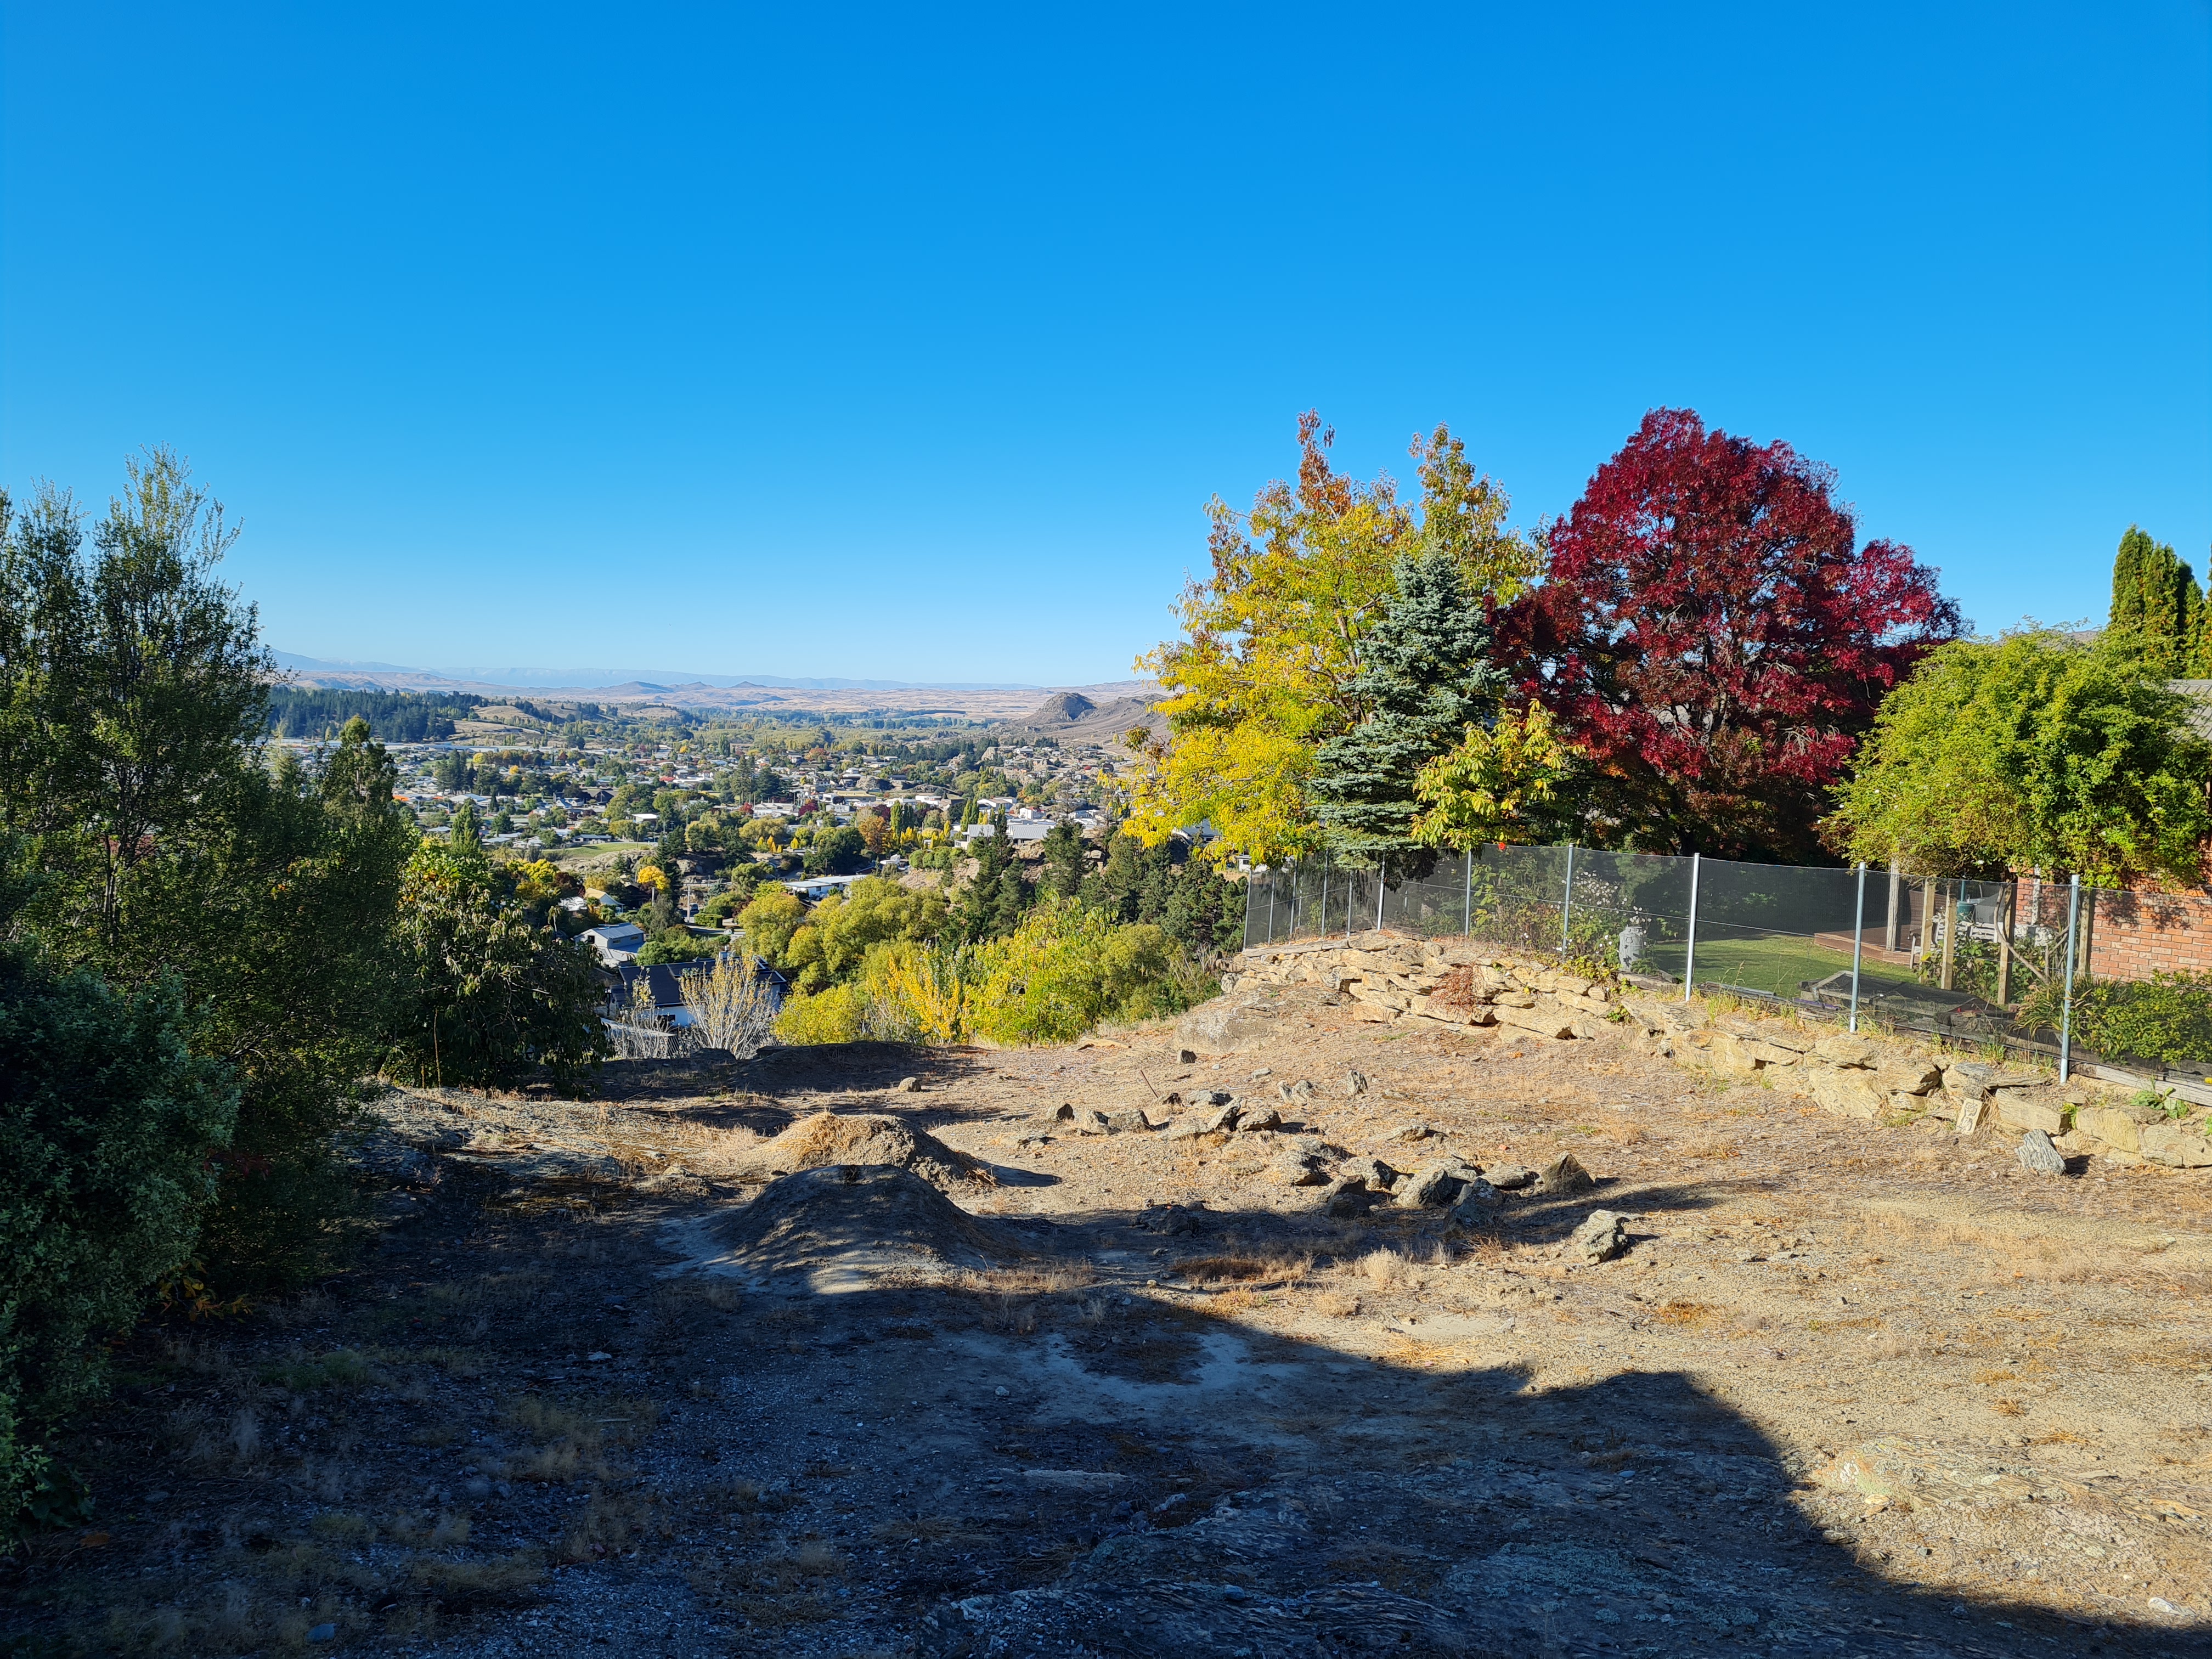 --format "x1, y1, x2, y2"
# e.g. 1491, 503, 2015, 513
672, 1188, 2190, 1657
